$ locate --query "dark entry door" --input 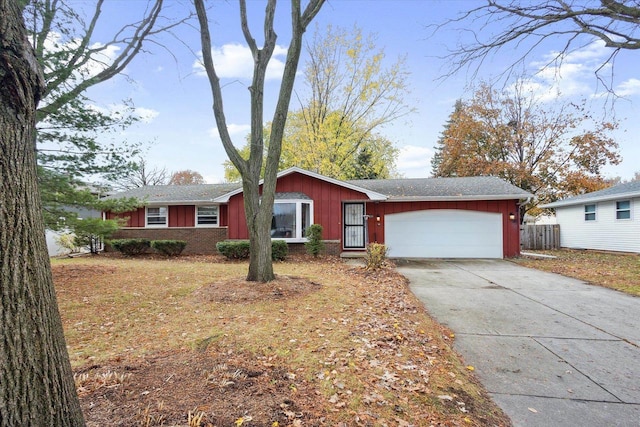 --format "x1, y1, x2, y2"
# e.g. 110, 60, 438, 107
343, 202, 366, 249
